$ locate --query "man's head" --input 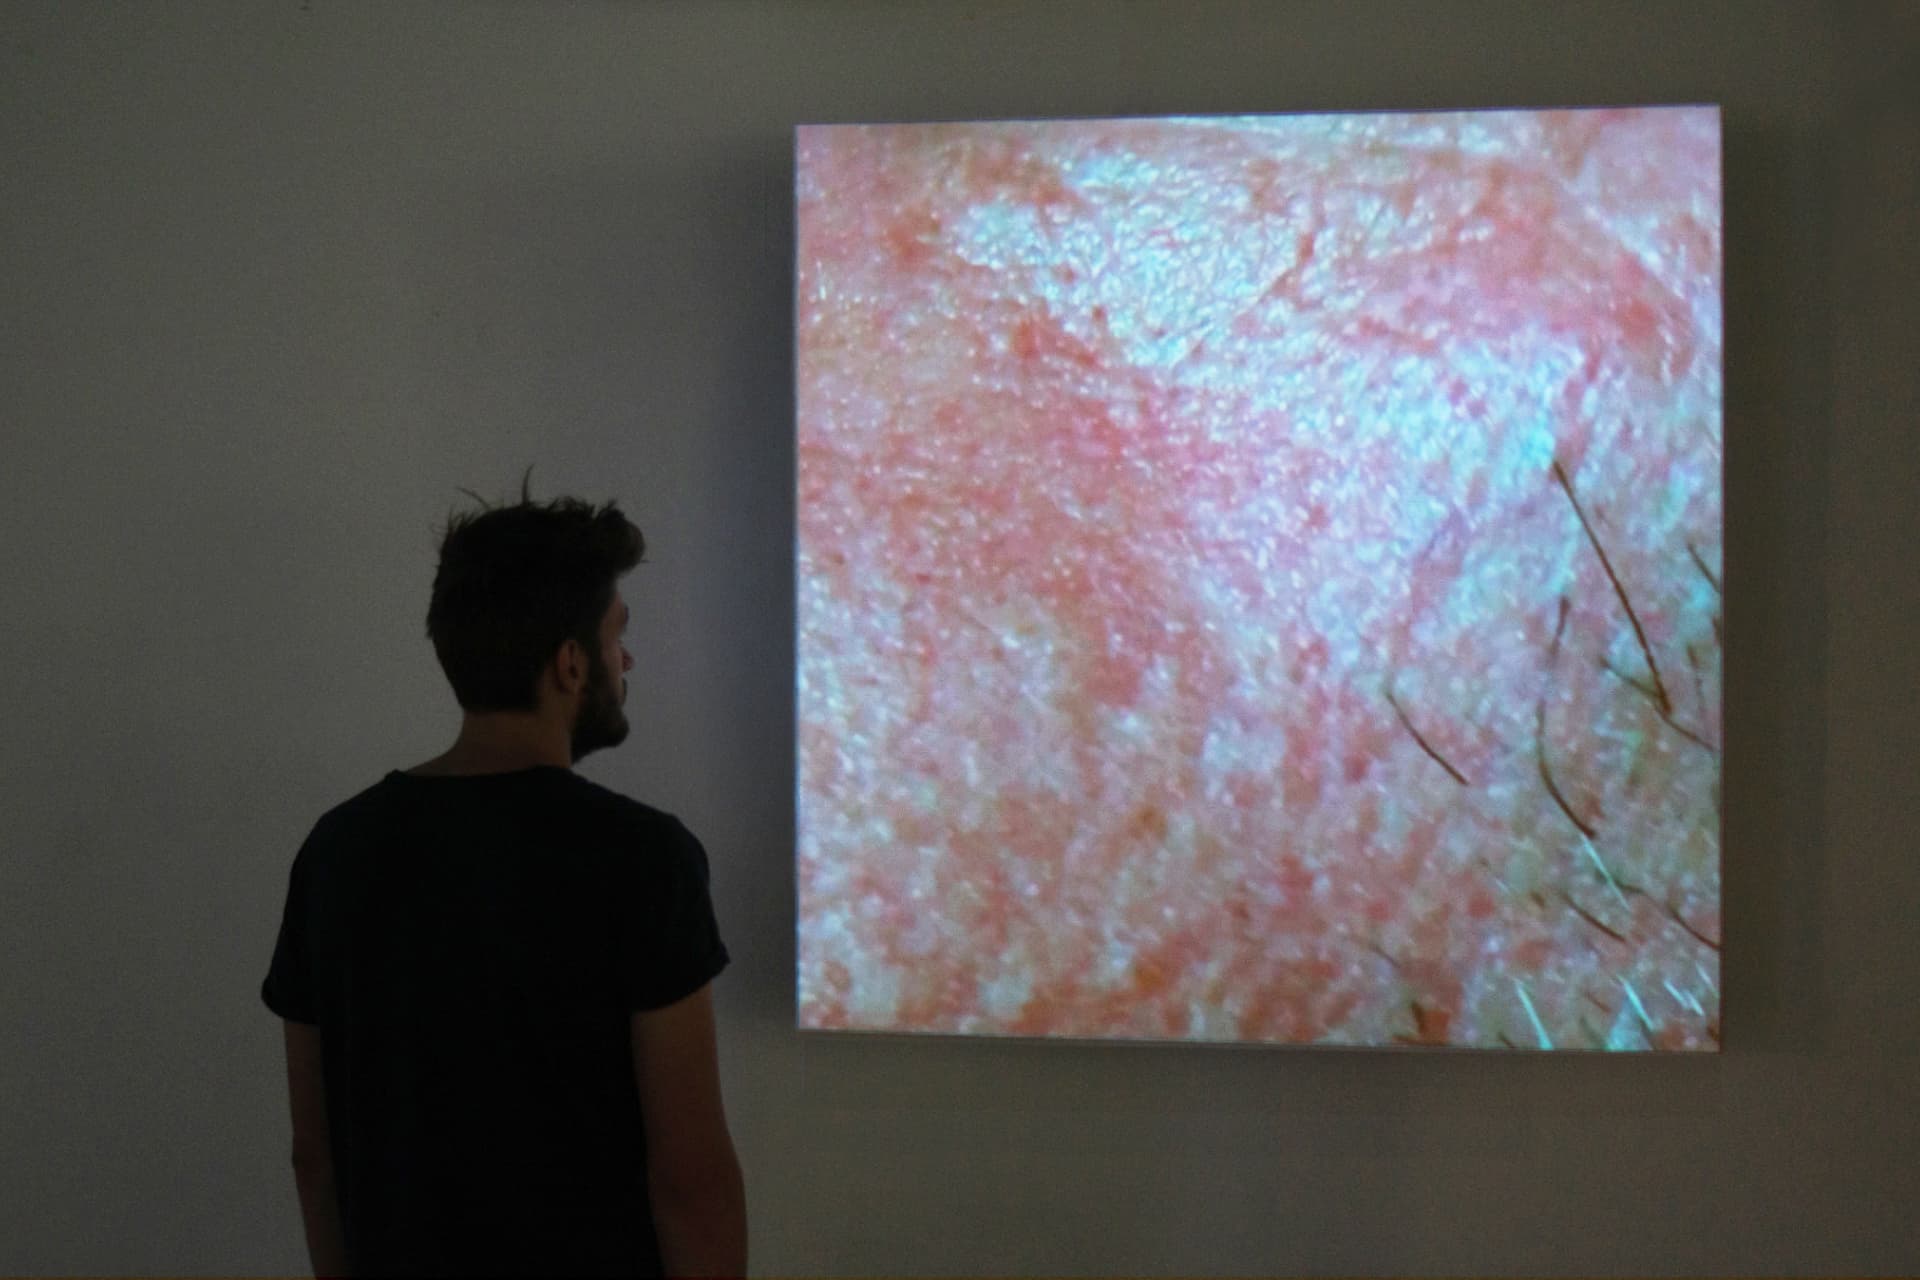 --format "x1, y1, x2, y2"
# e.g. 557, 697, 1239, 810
425, 466, 647, 765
